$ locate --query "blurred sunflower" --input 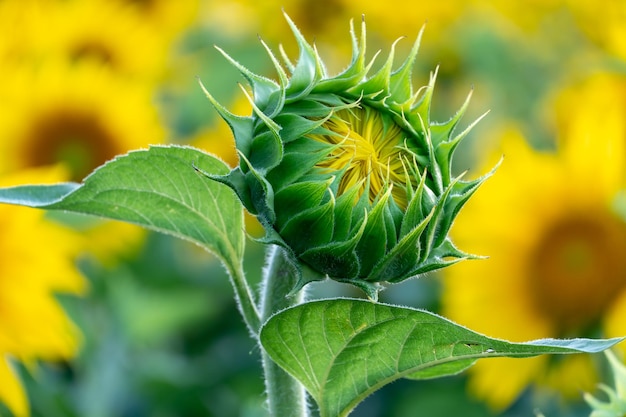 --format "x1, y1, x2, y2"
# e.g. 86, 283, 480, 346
0, 60, 165, 182
0, 166, 86, 417
566, 0, 626, 62
113, 0, 199, 39
0, 61, 166, 263
201, 0, 350, 41
442, 71, 626, 409
10, 0, 172, 80
201, 0, 466, 59
0, 0, 39, 65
